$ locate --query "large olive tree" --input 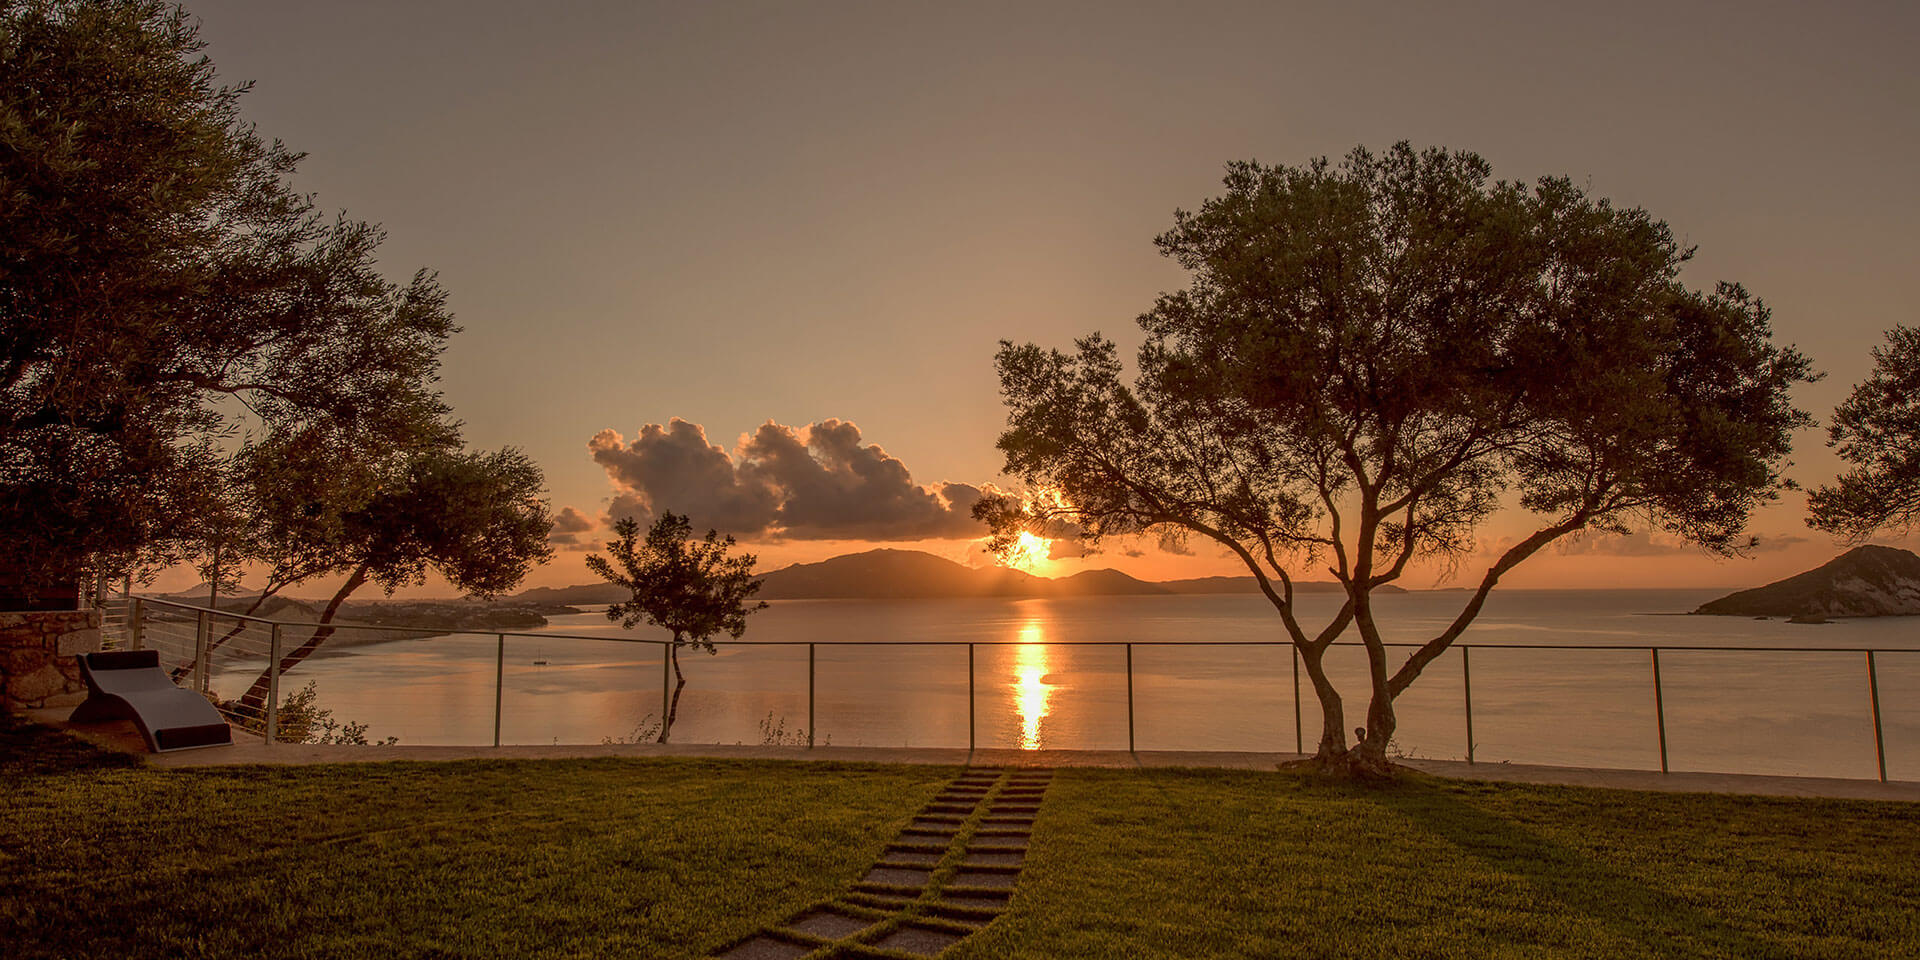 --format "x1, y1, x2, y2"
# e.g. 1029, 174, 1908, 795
979, 144, 1813, 778
1, 0, 455, 589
